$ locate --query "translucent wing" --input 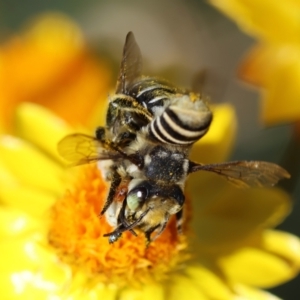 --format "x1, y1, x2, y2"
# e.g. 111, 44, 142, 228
191, 69, 227, 103
189, 161, 290, 188
115, 31, 143, 94
57, 133, 122, 166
